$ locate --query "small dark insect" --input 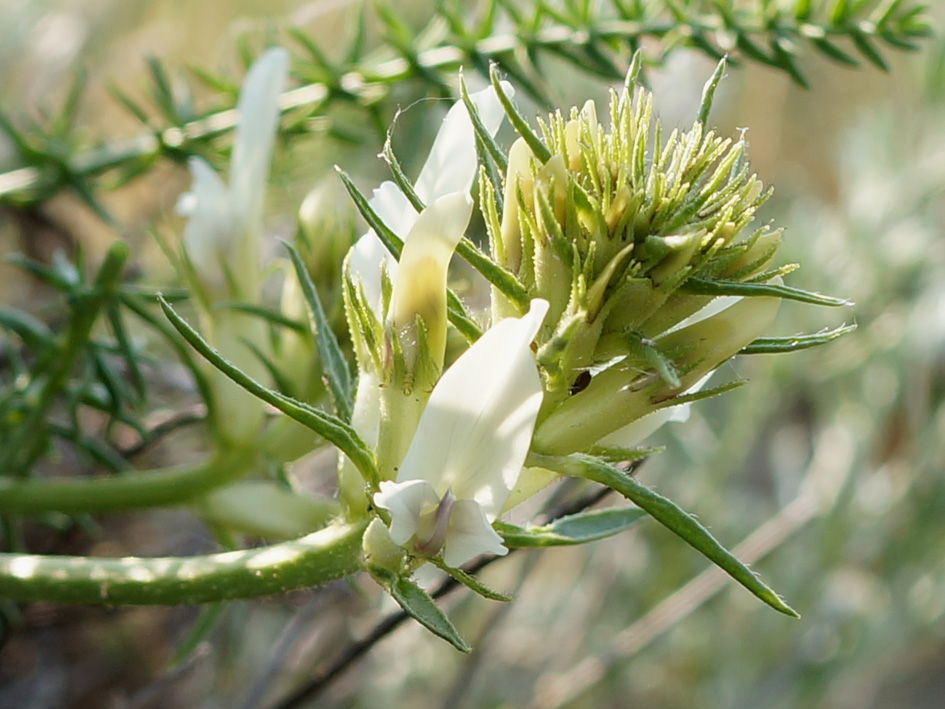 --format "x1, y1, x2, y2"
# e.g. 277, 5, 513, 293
570, 370, 592, 395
